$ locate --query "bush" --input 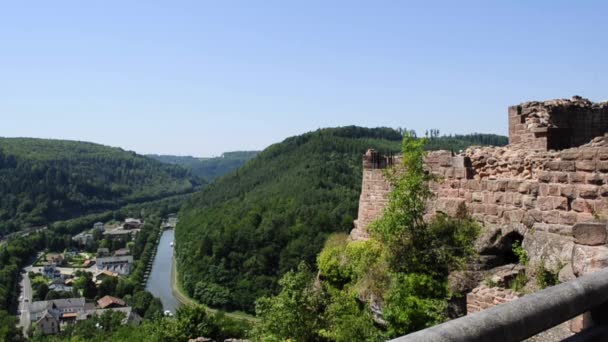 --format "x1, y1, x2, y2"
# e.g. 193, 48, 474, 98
317, 234, 352, 286
384, 273, 448, 336
512, 241, 528, 266
536, 260, 559, 289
